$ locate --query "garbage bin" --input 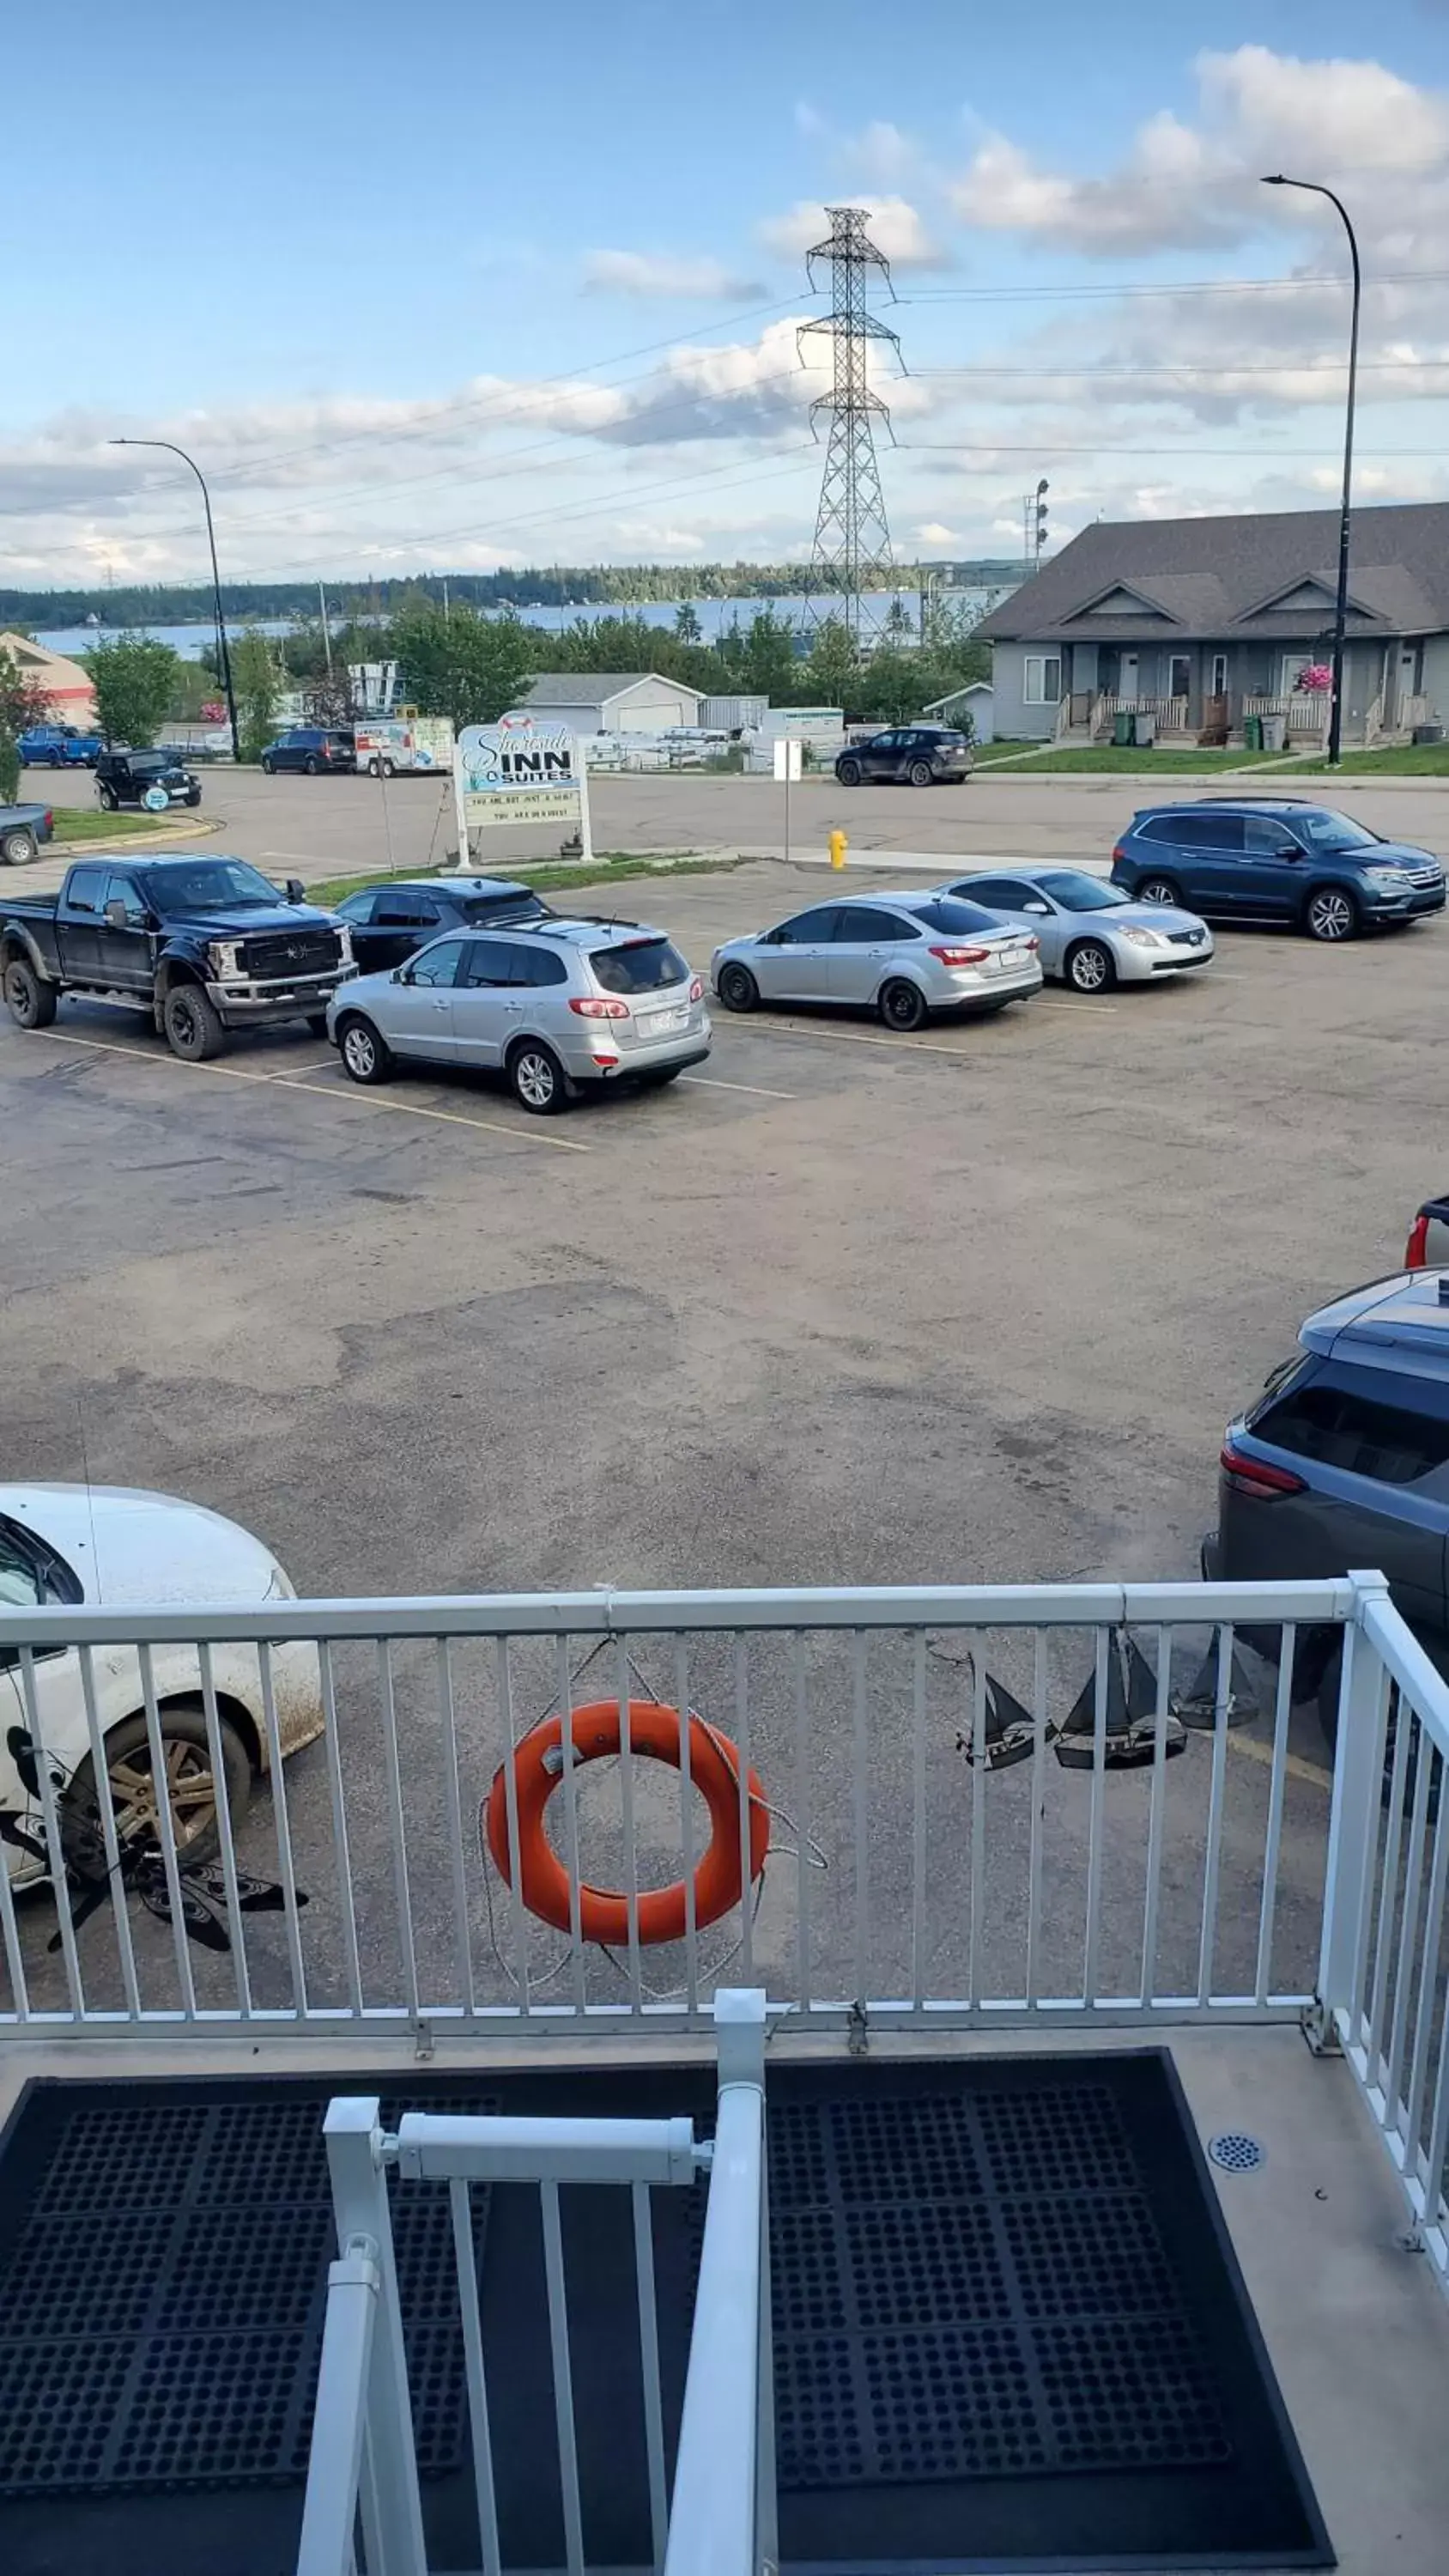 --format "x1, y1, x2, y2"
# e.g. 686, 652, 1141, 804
1134, 711, 1156, 749
1113, 710, 1135, 747
1244, 714, 1264, 752
1414, 722, 1444, 746
1262, 714, 1286, 752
